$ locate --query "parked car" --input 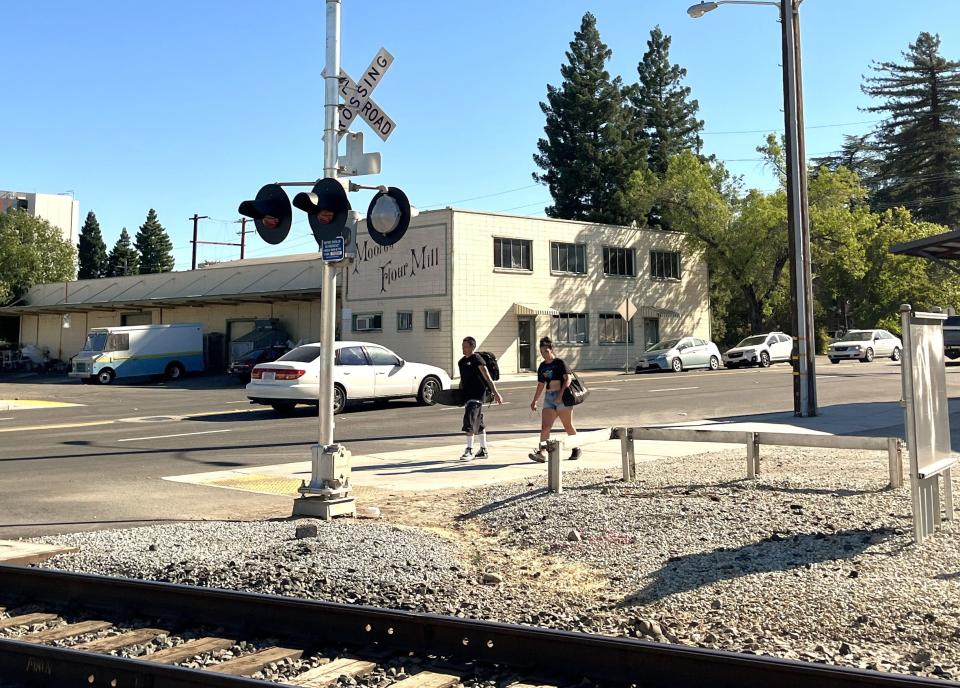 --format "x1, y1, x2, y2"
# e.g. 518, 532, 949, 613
722, 332, 792, 368
635, 336, 722, 373
944, 315, 960, 360
246, 341, 453, 414
227, 345, 290, 382
827, 329, 902, 364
